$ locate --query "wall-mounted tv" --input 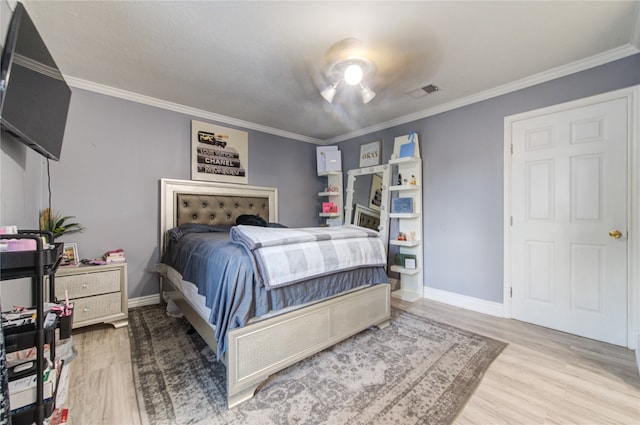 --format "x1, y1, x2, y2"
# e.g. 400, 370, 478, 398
0, 2, 71, 161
